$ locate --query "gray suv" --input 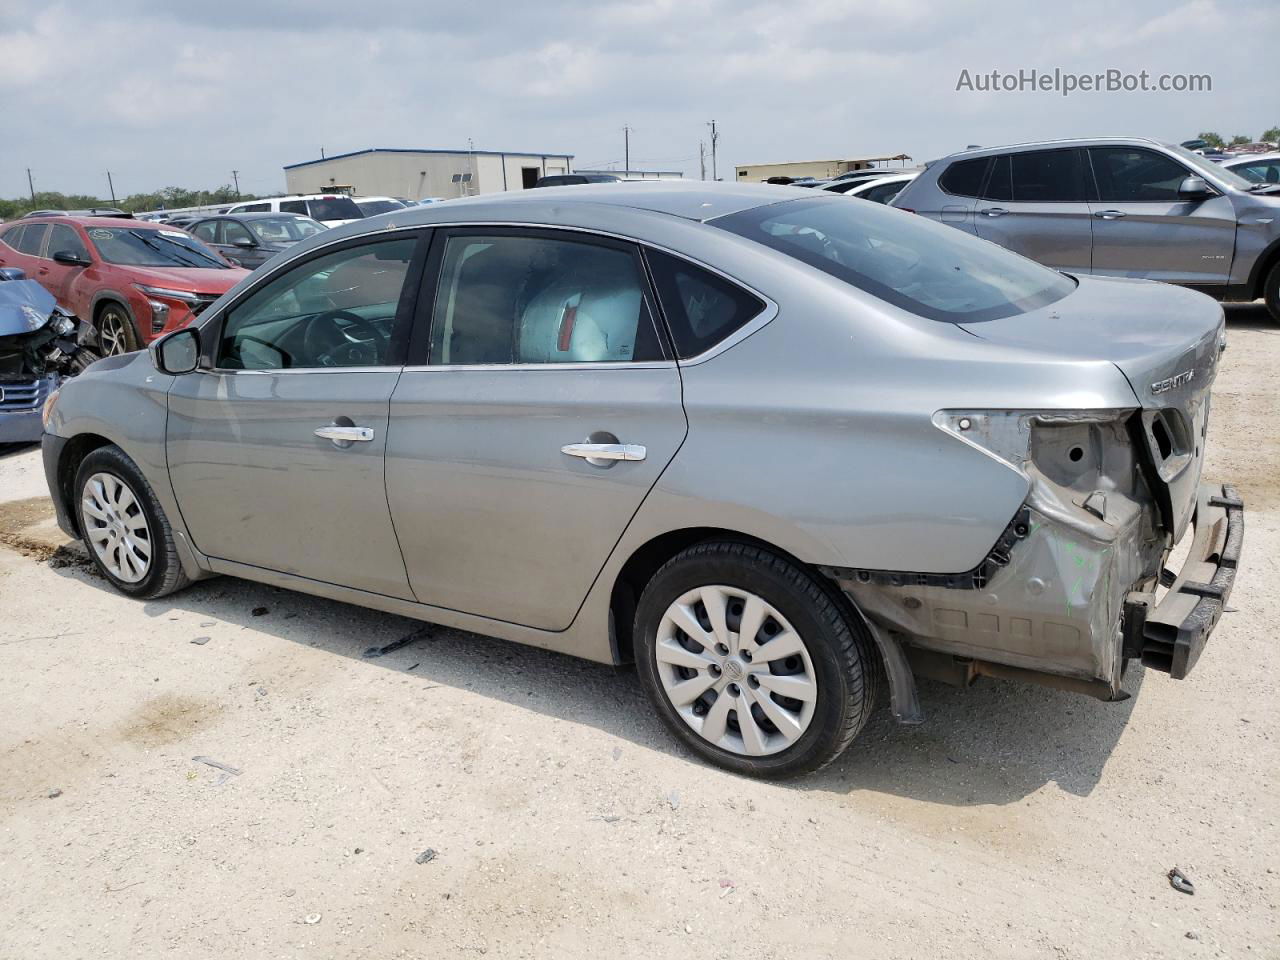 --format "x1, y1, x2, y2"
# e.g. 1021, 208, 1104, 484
892, 137, 1280, 321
